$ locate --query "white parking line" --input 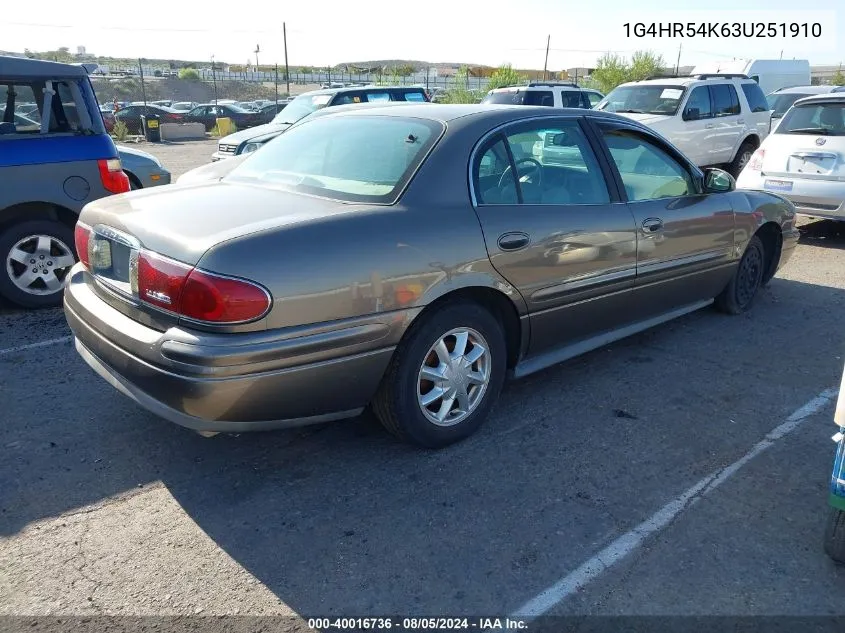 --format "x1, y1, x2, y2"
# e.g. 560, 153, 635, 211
0, 335, 72, 356
511, 387, 839, 619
